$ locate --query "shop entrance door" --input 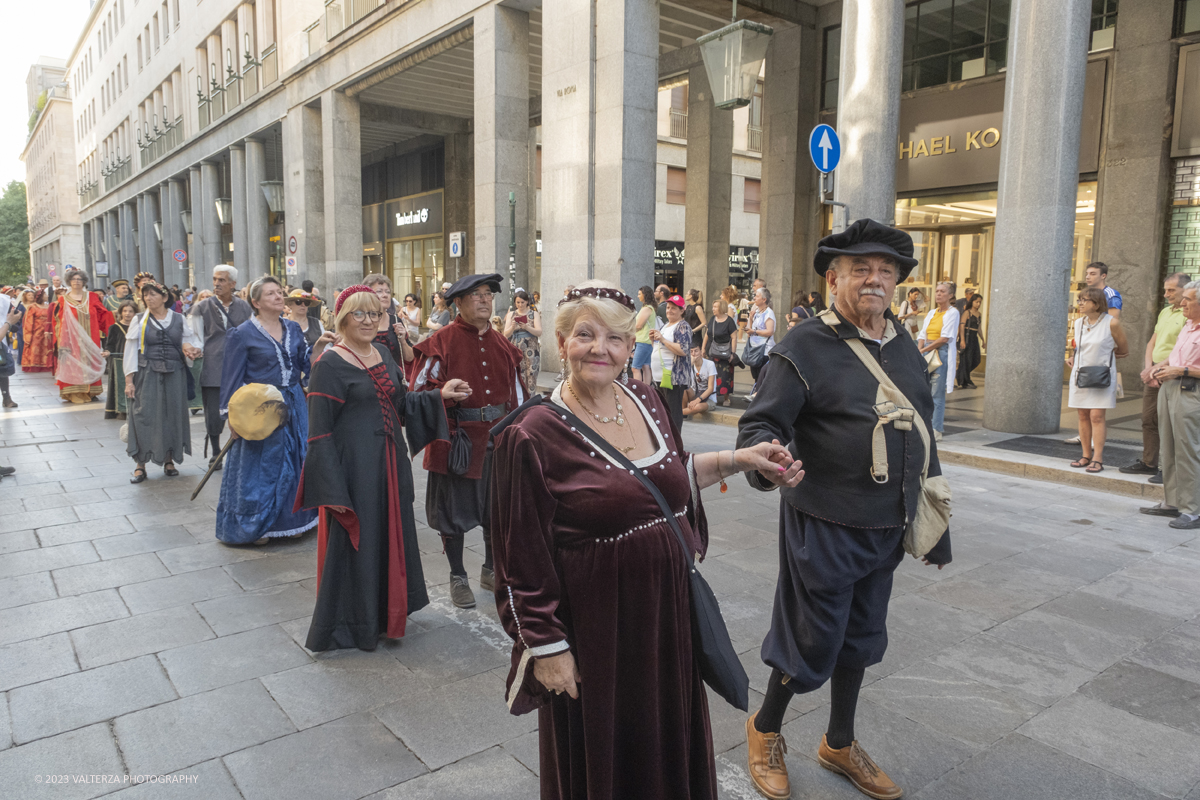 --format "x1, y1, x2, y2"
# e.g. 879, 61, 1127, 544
387, 236, 446, 308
